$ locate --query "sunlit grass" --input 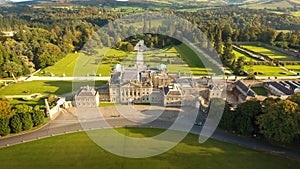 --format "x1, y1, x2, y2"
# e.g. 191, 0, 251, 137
0, 128, 298, 169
